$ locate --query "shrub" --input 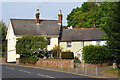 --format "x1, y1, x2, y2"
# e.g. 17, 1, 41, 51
74, 56, 81, 63
20, 56, 39, 64
61, 52, 74, 59
82, 45, 112, 64
16, 34, 48, 57
51, 45, 63, 59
